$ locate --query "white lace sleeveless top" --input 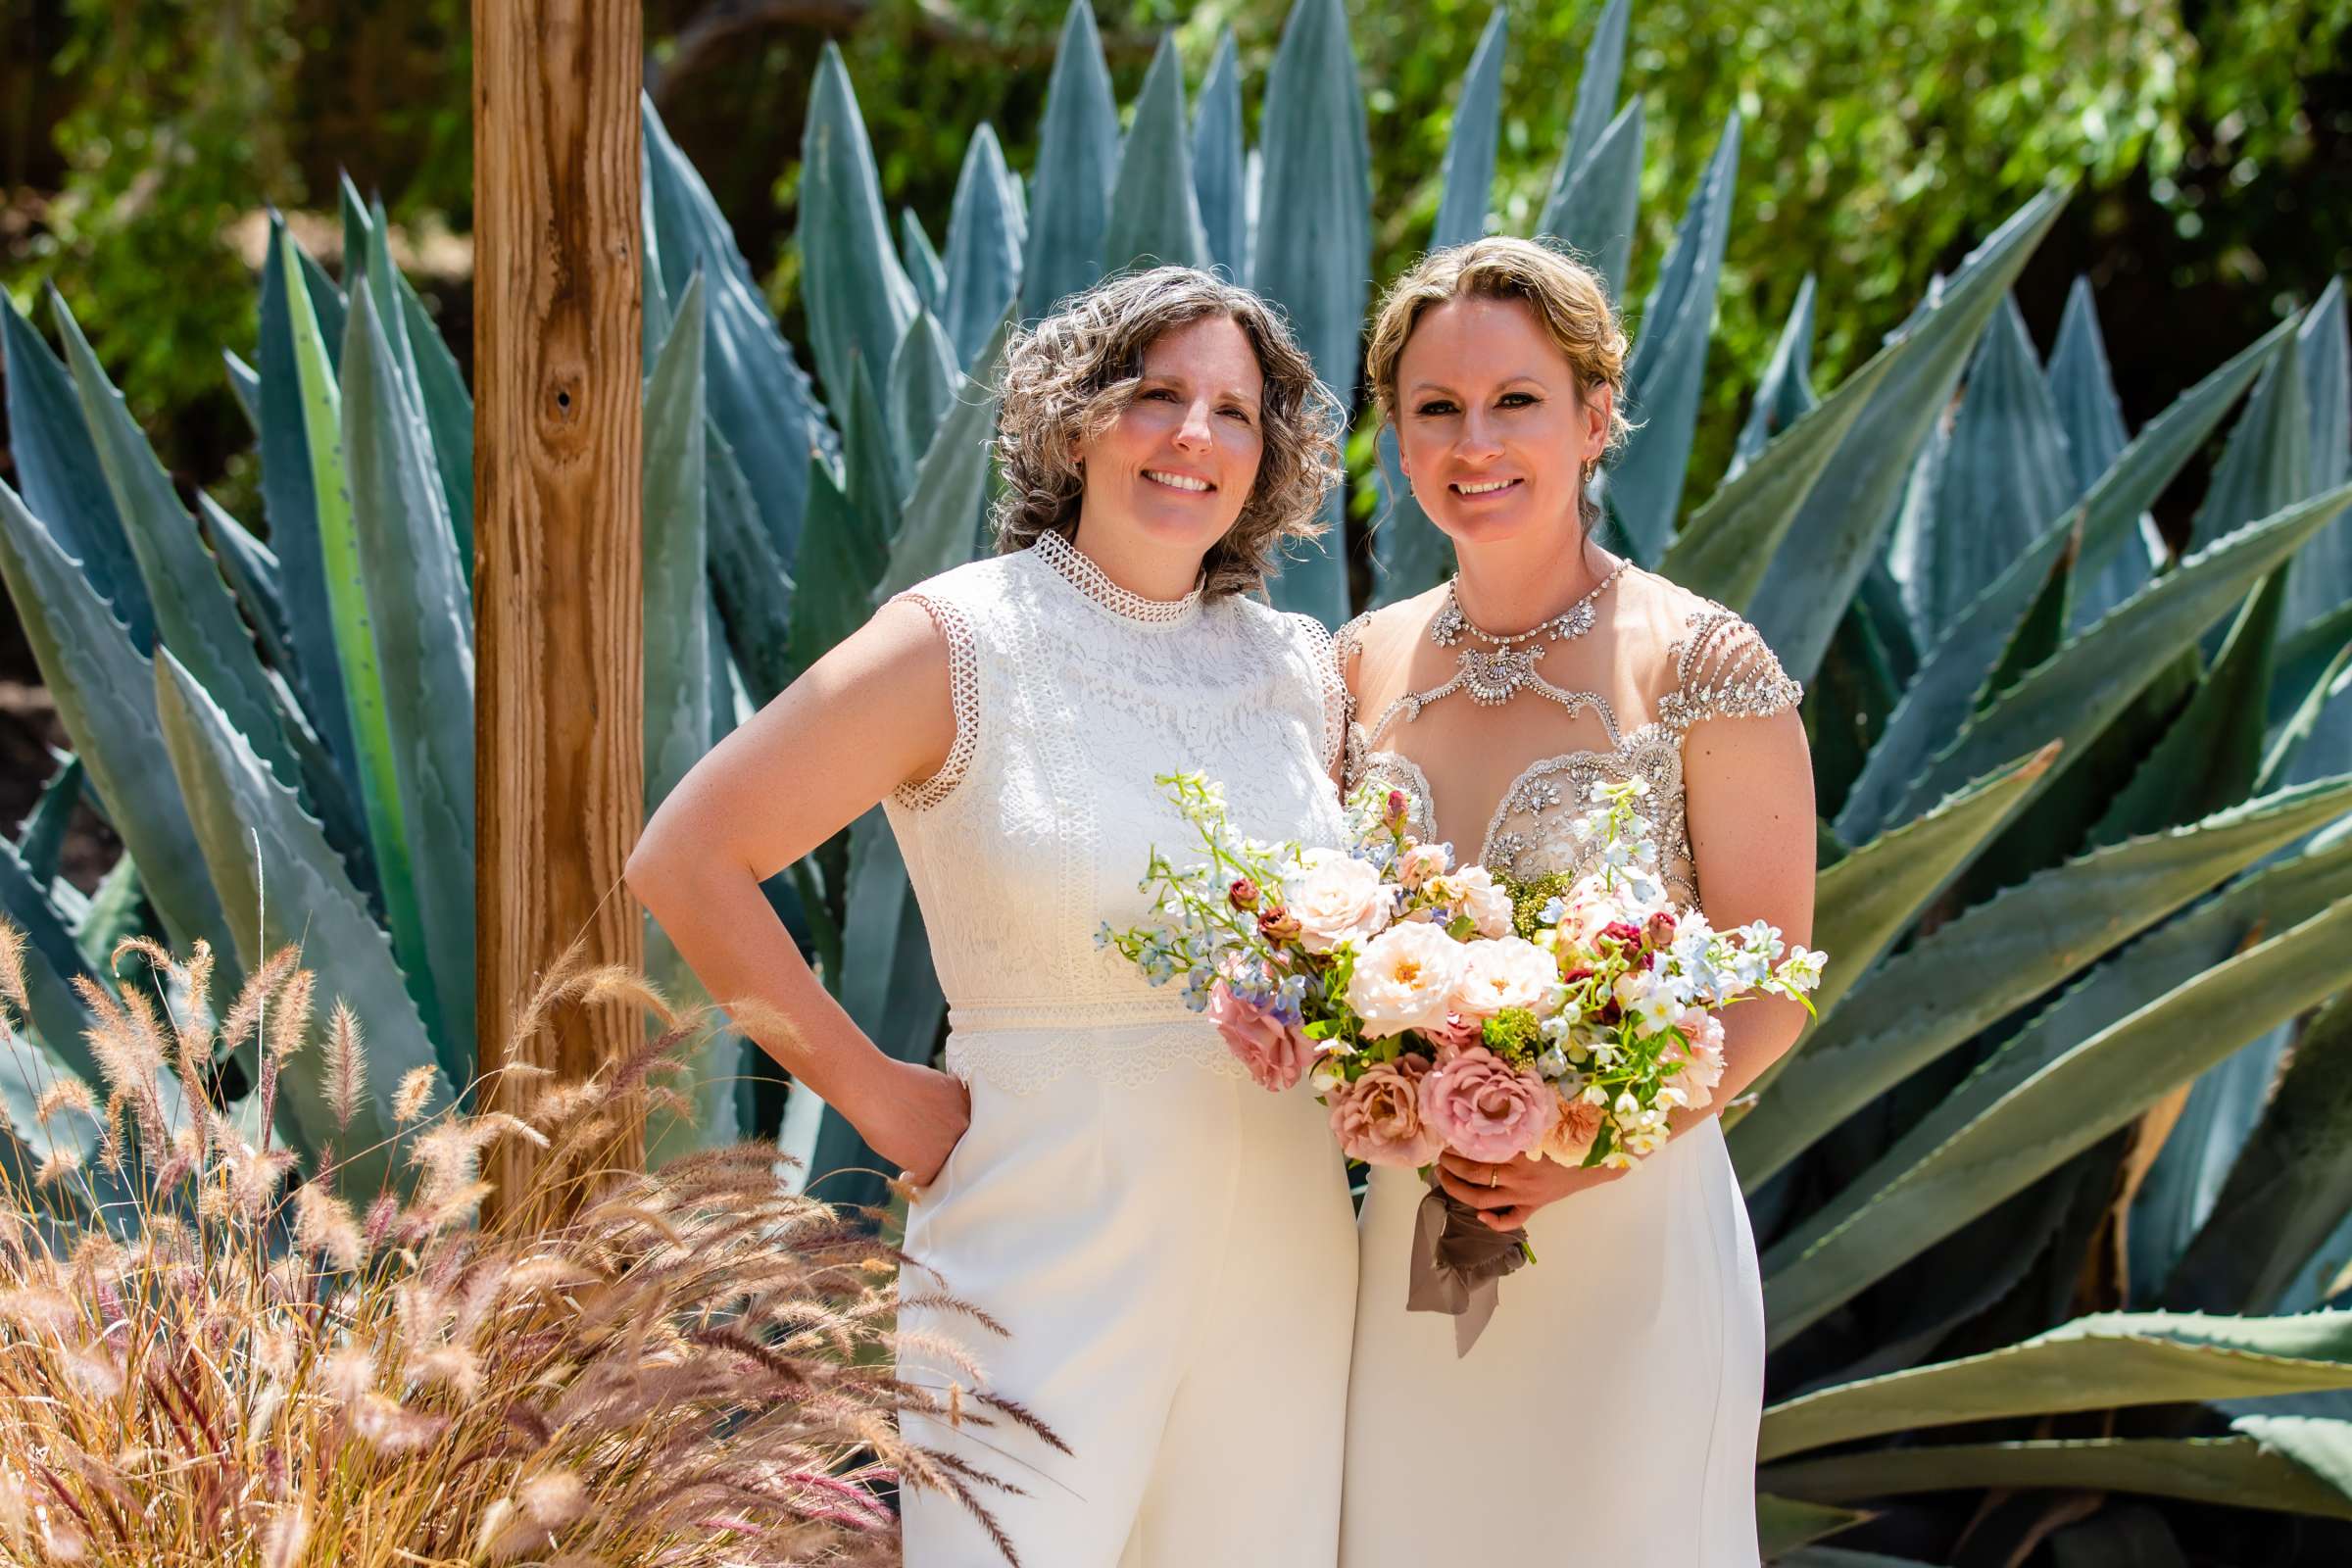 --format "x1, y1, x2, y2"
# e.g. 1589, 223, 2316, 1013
1339, 591, 1802, 908
881, 530, 1348, 1095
